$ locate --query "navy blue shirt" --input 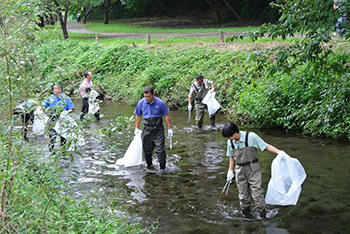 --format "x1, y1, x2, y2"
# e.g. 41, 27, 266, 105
134, 97, 169, 119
